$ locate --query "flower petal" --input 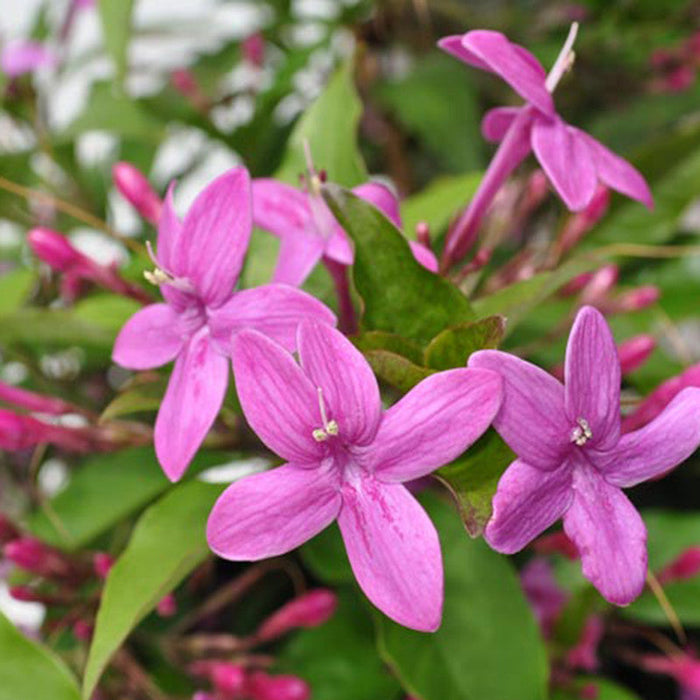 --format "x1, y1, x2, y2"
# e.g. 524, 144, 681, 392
574, 129, 653, 209
156, 182, 182, 273
181, 167, 252, 306
154, 328, 228, 481
207, 462, 341, 560
482, 106, 523, 143
251, 178, 312, 238
408, 241, 439, 272
532, 117, 598, 211
370, 368, 502, 482
323, 229, 354, 266
485, 458, 574, 553
468, 350, 569, 469
594, 387, 700, 487
338, 476, 443, 631
461, 31, 554, 116
564, 462, 647, 605
297, 320, 381, 446
231, 329, 323, 463
564, 305, 621, 450
273, 233, 325, 286
112, 303, 184, 370
352, 182, 402, 228
209, 284, 336, 353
